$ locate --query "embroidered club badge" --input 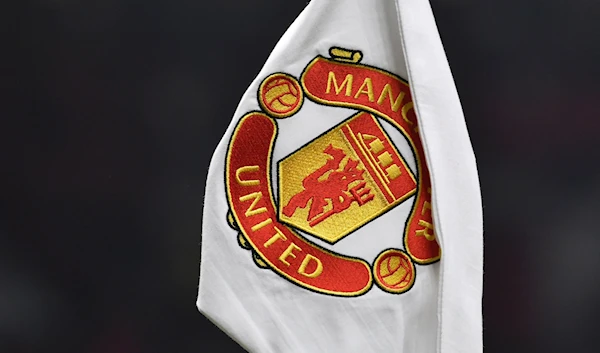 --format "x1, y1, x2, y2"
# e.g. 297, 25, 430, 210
225, 47, 440, 297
